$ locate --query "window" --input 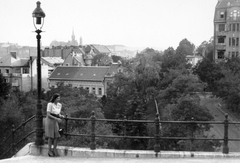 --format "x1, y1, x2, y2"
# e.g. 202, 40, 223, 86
86, 87, 89, 92
98, 88, 102, 95
92, 87, 96, 94
230, 9, 240, 20
238, 23, 240, 31
23, 68, 29, 74
5, 69, 9, 73
219, 24, 225, 32
229, 24, 232, 31
217, 51, 224, 59
232, 51, 236, 57
229, 51, 231, 57
229, 37, 232, 46
233, 23, 236, 31
15, 69, 21, 73
218, 37, 225, 44
237, 51, 239, 57
220, 11, 225, 18
0, 69, 1, 73
237, 37, 239, 46
232, 38, 236, 46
